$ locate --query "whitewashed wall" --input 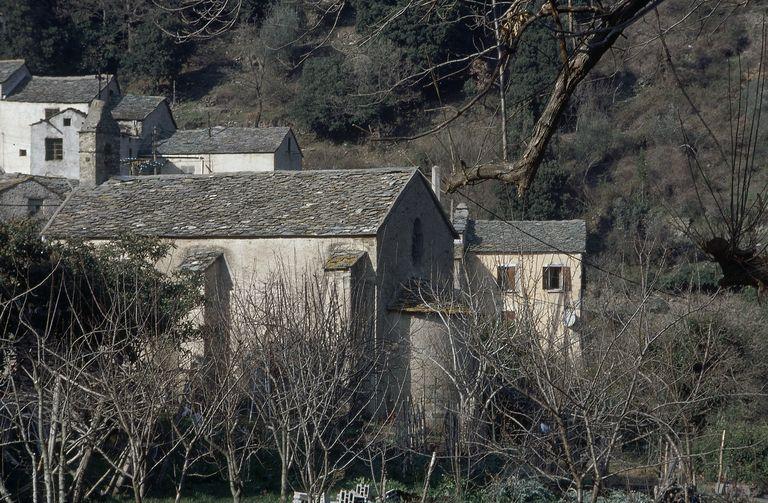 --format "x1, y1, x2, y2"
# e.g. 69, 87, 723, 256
0, 78, 119, 174
30, 109, 86, 179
